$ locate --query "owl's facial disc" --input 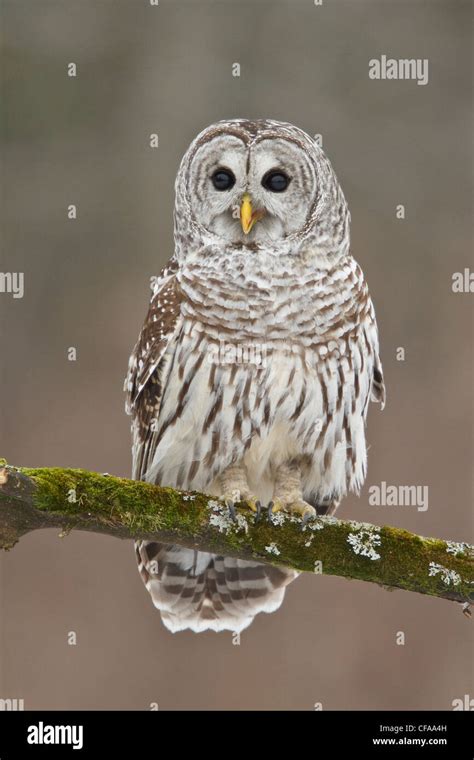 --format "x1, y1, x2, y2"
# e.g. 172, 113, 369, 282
187, 134, 317, 246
